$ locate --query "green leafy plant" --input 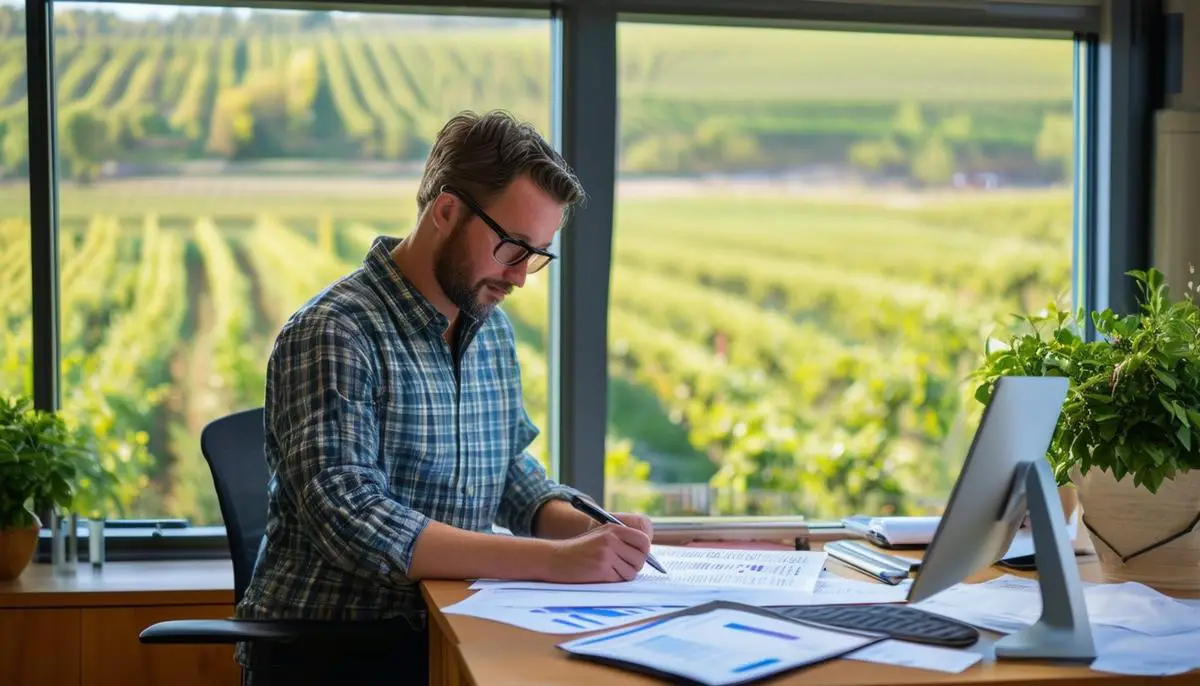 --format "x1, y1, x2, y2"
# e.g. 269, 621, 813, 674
0, 395, 118, 529
972, 268, 1200, 494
